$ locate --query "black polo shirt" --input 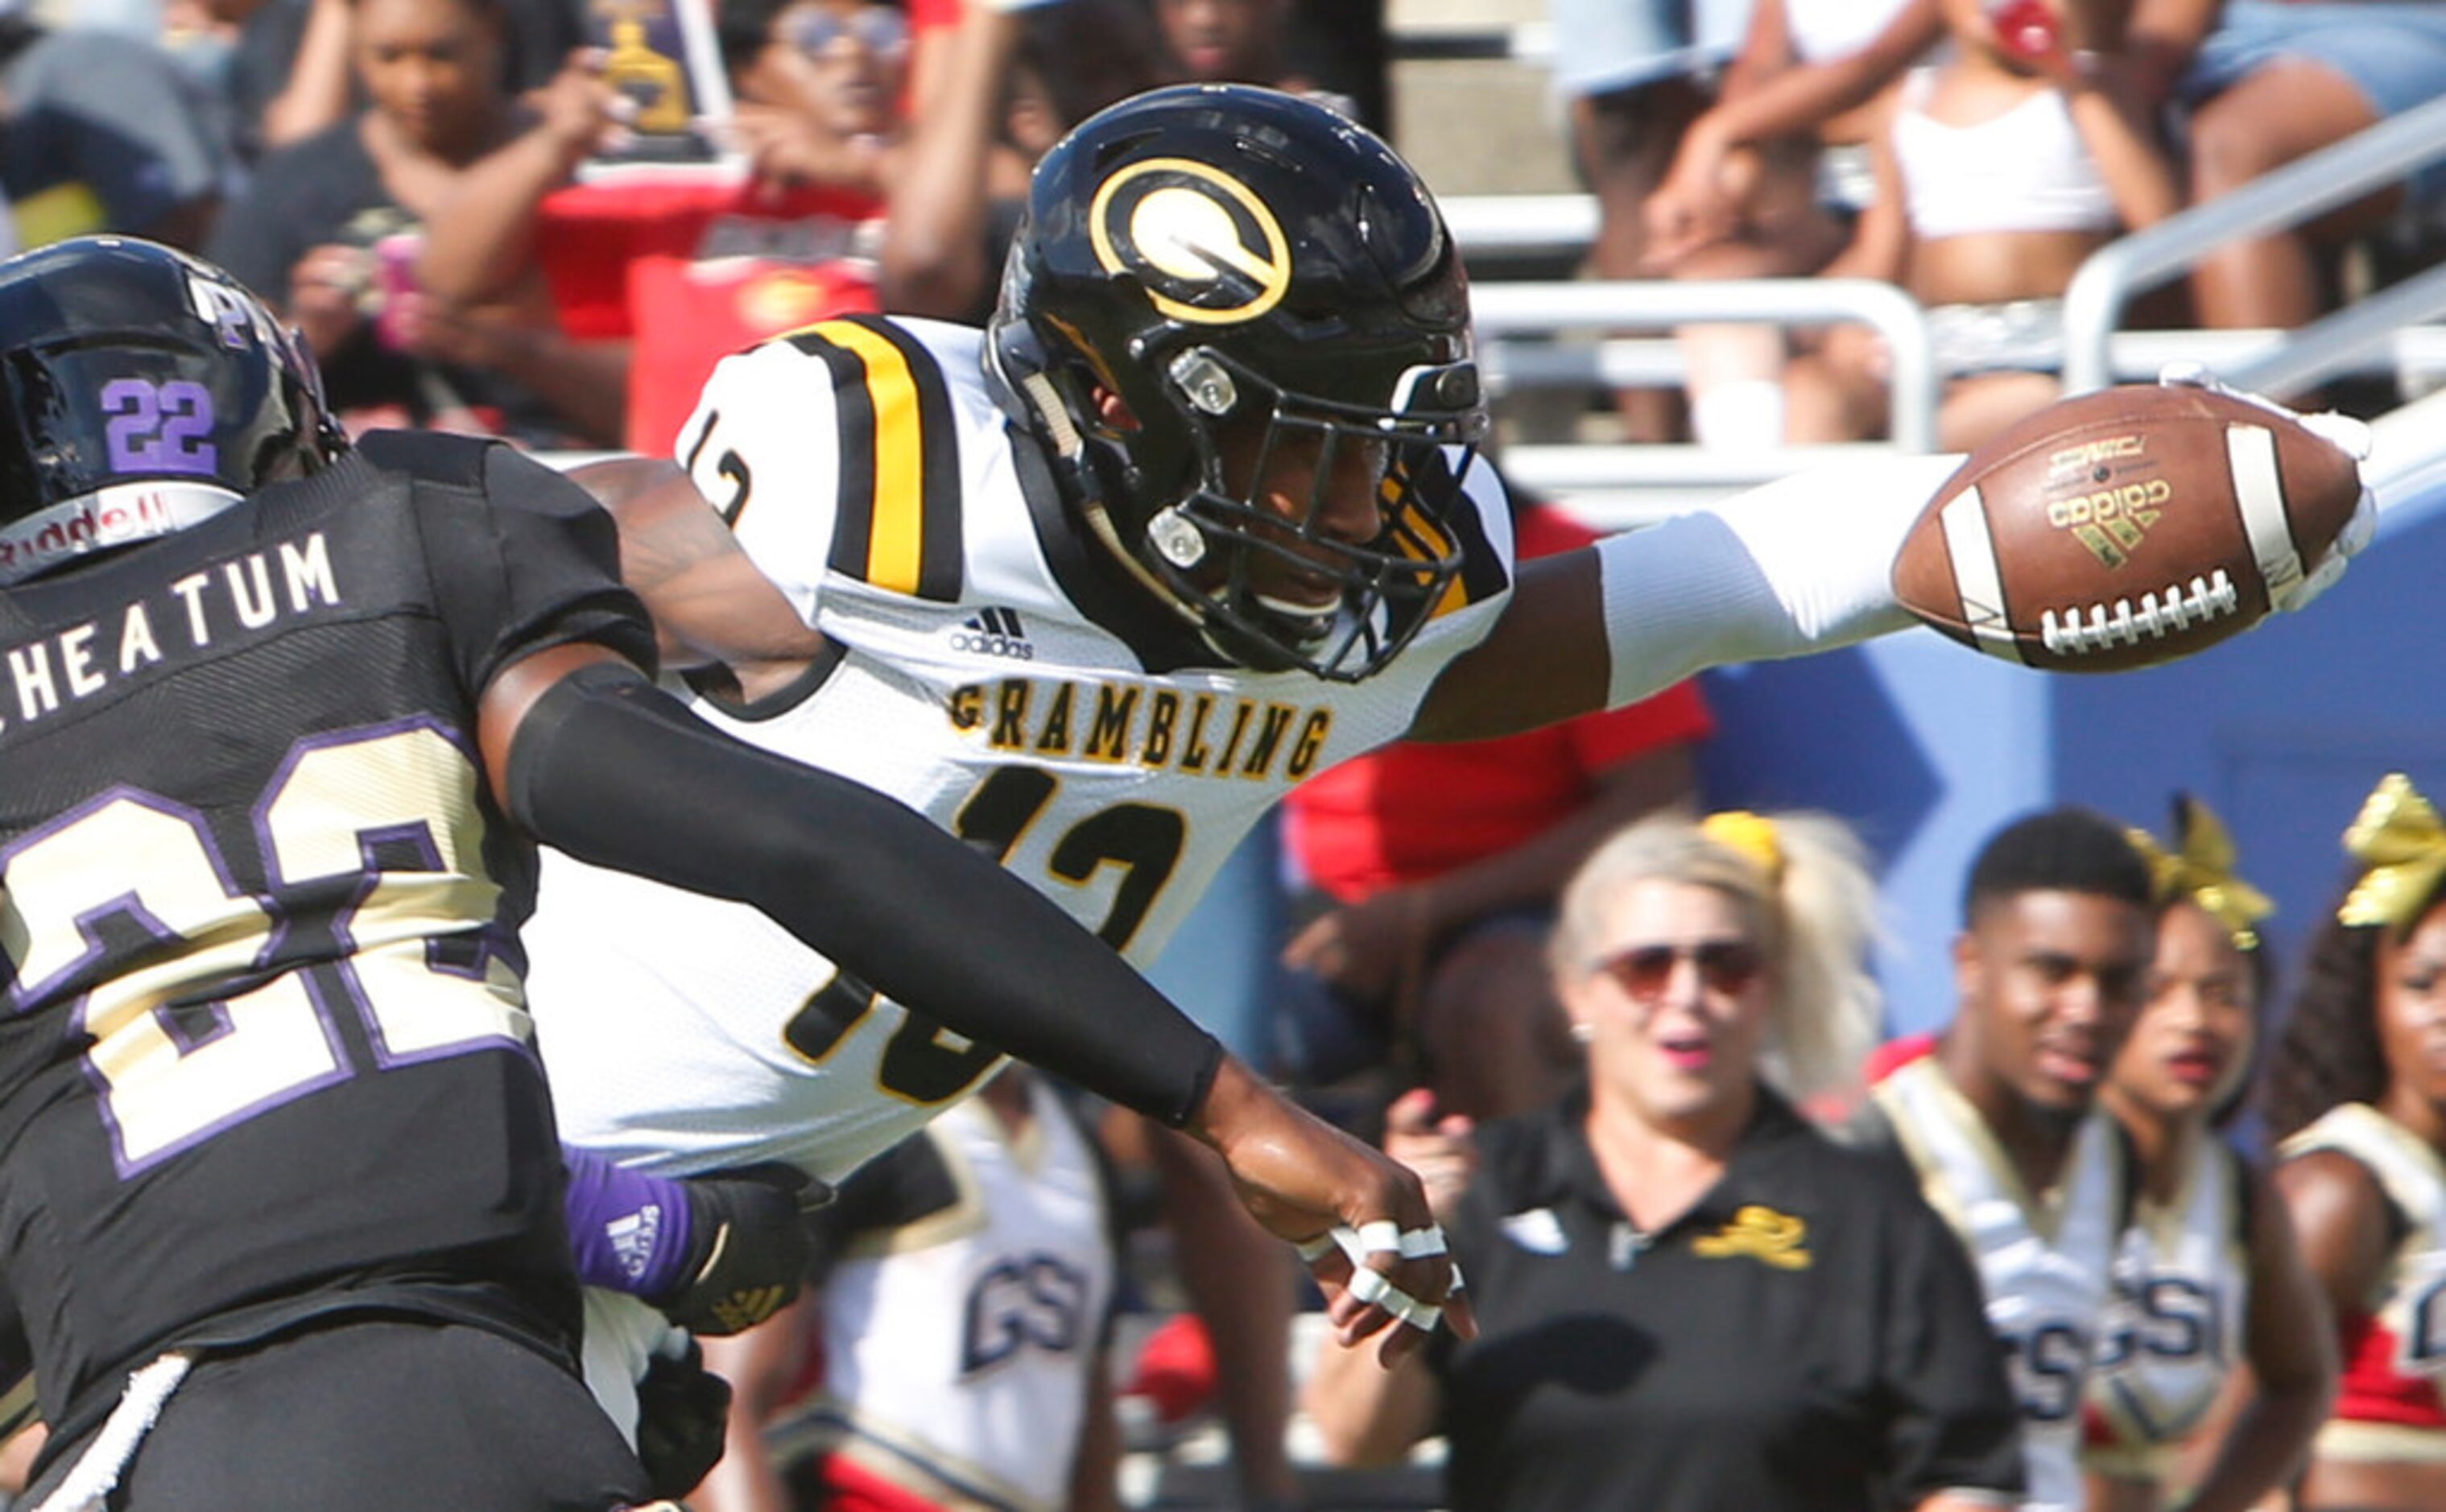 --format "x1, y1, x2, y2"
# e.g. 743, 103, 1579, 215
1425, 1085, 2024, 1512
